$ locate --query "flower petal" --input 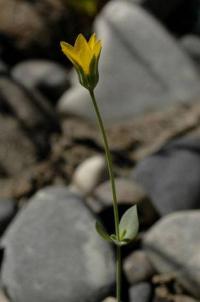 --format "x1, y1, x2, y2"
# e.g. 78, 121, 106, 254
60, 41, 80, 66
88, 33, 97, 50
74, 34, 92, 74
93, 40, 102, 58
